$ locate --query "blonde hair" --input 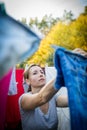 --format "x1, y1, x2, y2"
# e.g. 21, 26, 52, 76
23, 64, 41, 80
23, 64, 43, 92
